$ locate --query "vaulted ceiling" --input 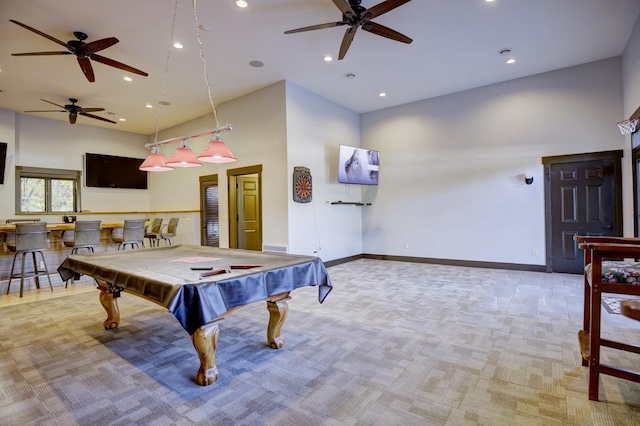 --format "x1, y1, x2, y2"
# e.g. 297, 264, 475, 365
0, 0, 638, 135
